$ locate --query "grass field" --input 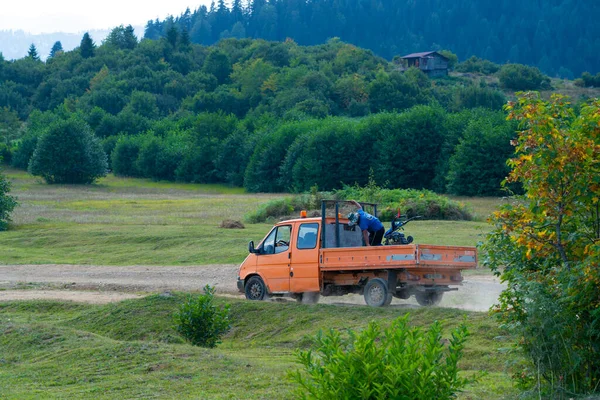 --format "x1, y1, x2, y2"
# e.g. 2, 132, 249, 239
0, 168, 527, 398
0, 295, 521, 399
1, 167, 499, 266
